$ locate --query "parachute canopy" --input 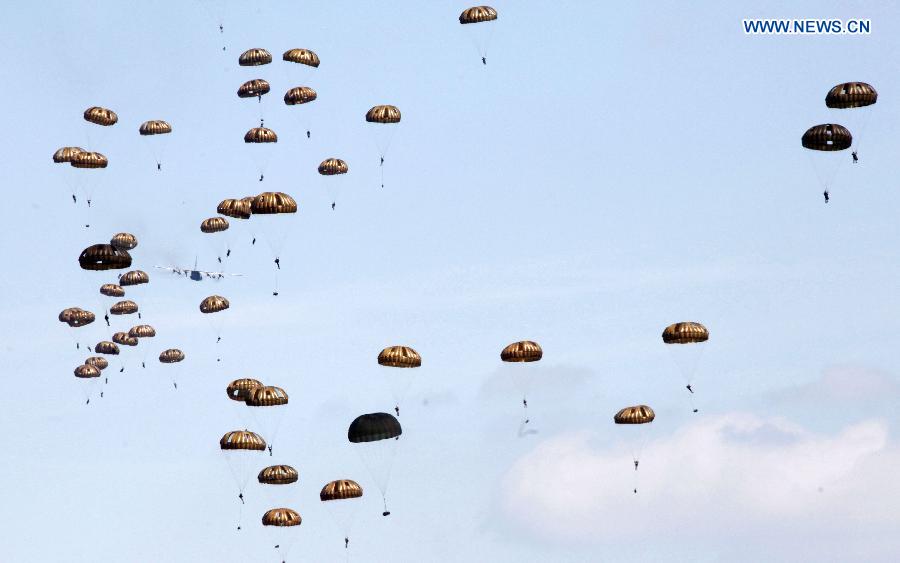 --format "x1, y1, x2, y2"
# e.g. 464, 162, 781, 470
459, 6, 497, 24
284, 86, 317, 105
826, 82, 877, 109
75, 364, 100, 378
119, 270, 149, 286
110, 300, 138, 315
100, 283, 125, 297
217, 198, 252, 219
84, 106, 118, 126
238, 79, 270, 98
320, 479, 363, 501
59, 307, 95, 327
200, 295, 230, 314
79, 244, 132, 271
110, 233, 138, 250
139, 120, 172, 135
244, 385, 288, 407
53, 146, 84, 163
85, 356, 109, 370
201, 217, 230, 233
501, 340, 542, 362
261, 508, 301, 527
227, 378, 262, 401
802, 124, 852, 151
365, 105, 401, 124
219, 430, 266, 451
128, 325, 156, 338
348, 413, 402, 443
283, 48, 320, 67
661, 322, 708, 344
112, 332, 138, 346
251, 192, 297, 214
95, 341, 120, 355
71, 151, 108, 169
318, 158, 348, 176
159, 349, 185, 363
239, 48, 272, 66
377, 345, 421, 368
614, 405, 655, 424
258, 465, 298, 485
244, 127, 278, 143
